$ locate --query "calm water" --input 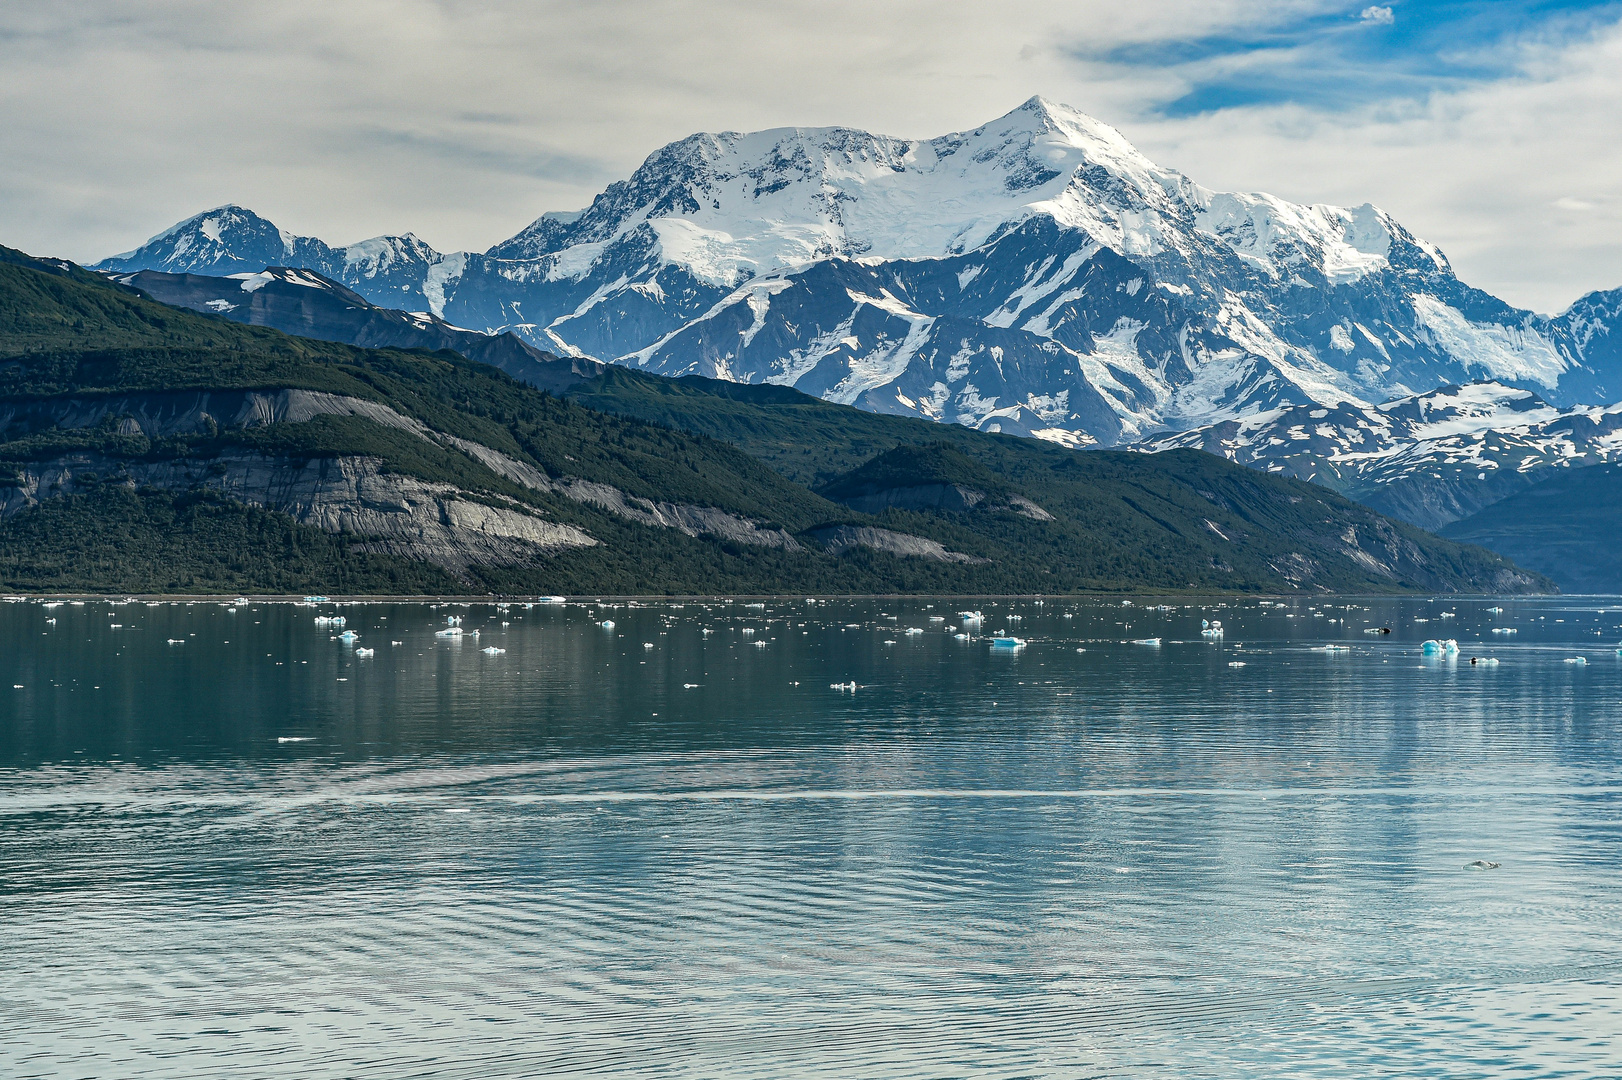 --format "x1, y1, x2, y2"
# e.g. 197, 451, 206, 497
3, 595, 1621, 1078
